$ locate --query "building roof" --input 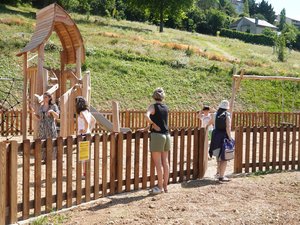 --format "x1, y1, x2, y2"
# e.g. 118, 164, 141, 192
244, 17, 277, 29
17, 3, 85, 64
230, 17, 277, 29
